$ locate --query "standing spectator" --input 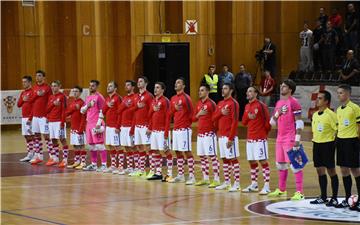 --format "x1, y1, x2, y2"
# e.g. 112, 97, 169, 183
313, 20, 325, 71
235, 64, 252, 119
259, 70, 275, 106
201, 65, 220, 103
318, 7, 328, 29
262, 37, 277, 77
339, 50, 360, 85
344, 3, 359, 52
320, 21, 339, 71
299, 22, 313, 72
218, 64, 234, 94
330, 7, 342, 30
